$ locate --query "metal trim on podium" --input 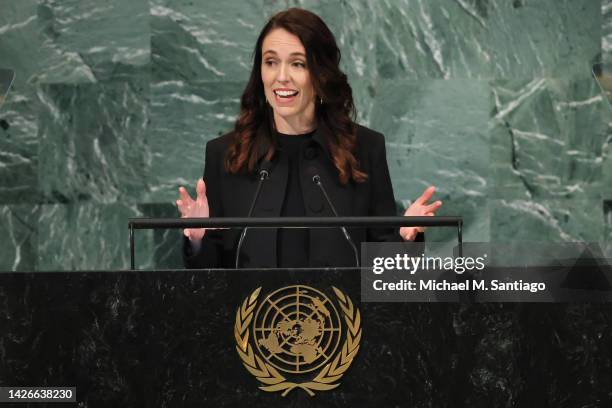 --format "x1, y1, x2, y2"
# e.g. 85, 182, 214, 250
127, 216, 463, 270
